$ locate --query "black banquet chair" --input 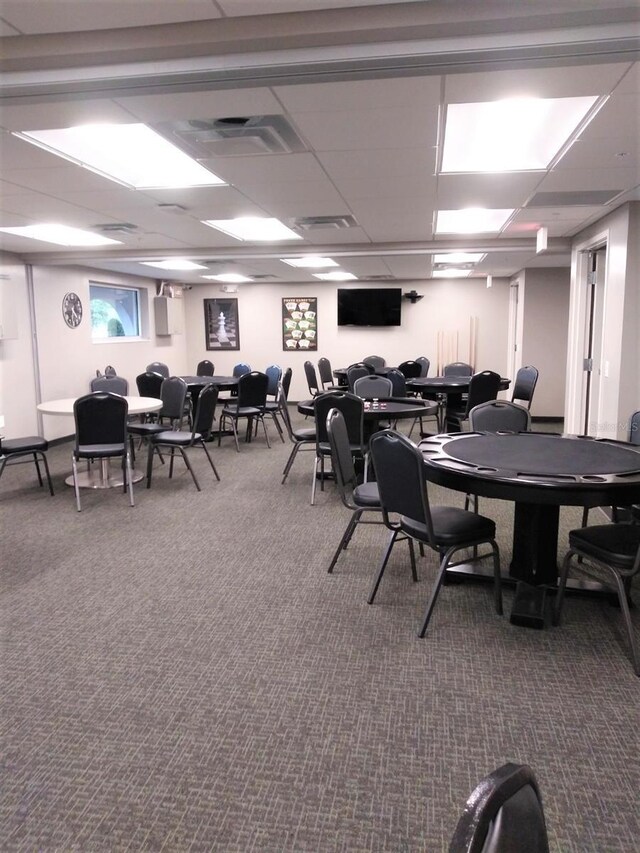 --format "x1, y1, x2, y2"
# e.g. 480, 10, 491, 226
326, 408, 383, 573
511, 365, 539, 410
218, 370, 270, 452
448, 763, 550, 853
554, 522, 640, 676
368, 430, 502, 637
445, 370, 501, 432
0, 435, 54, 496
146, 384, 221, 491
72, 392, 134, 512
